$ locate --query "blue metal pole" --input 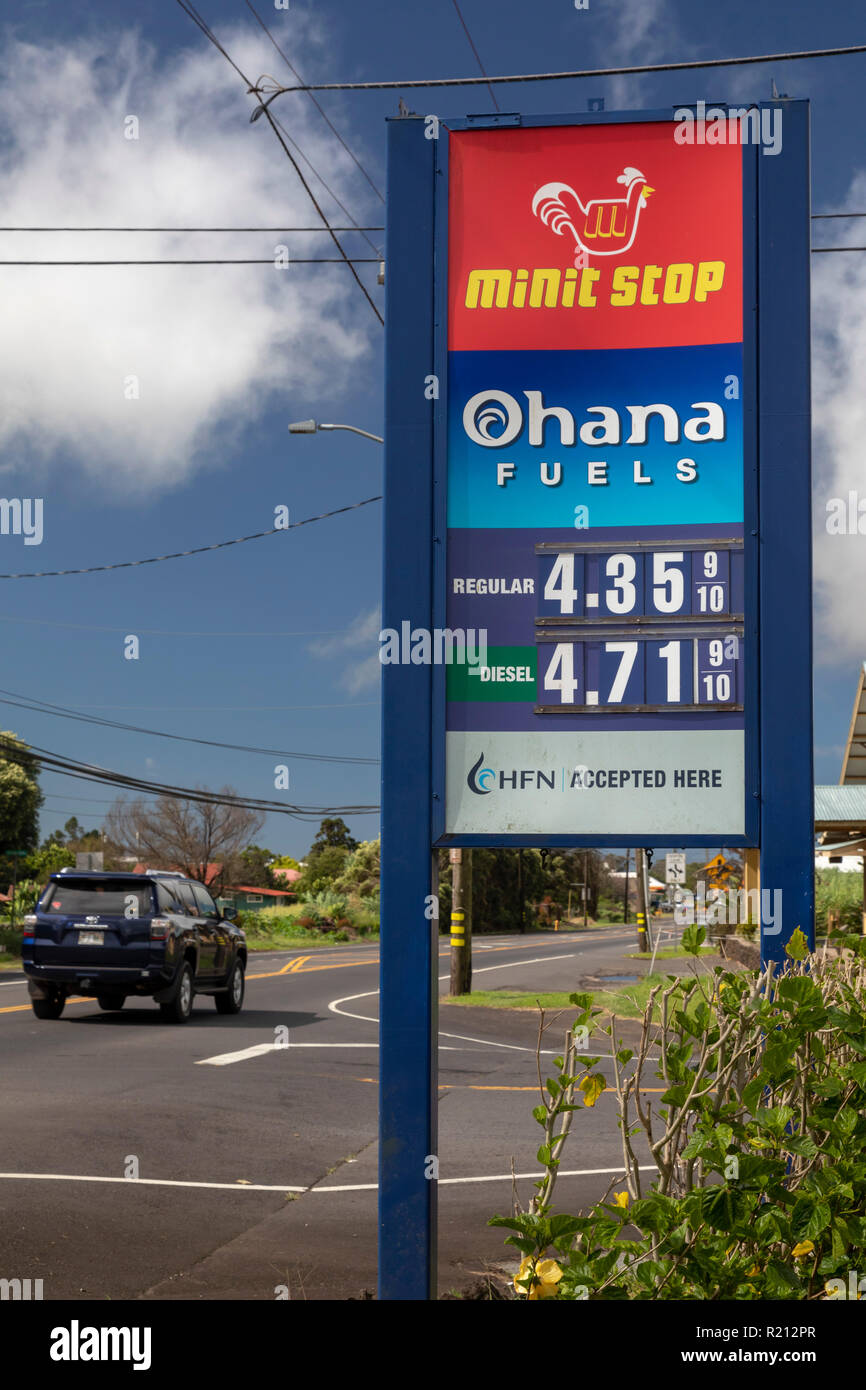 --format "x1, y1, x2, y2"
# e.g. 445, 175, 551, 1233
378, 116, 438, 1300
757, 101, 814, 966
